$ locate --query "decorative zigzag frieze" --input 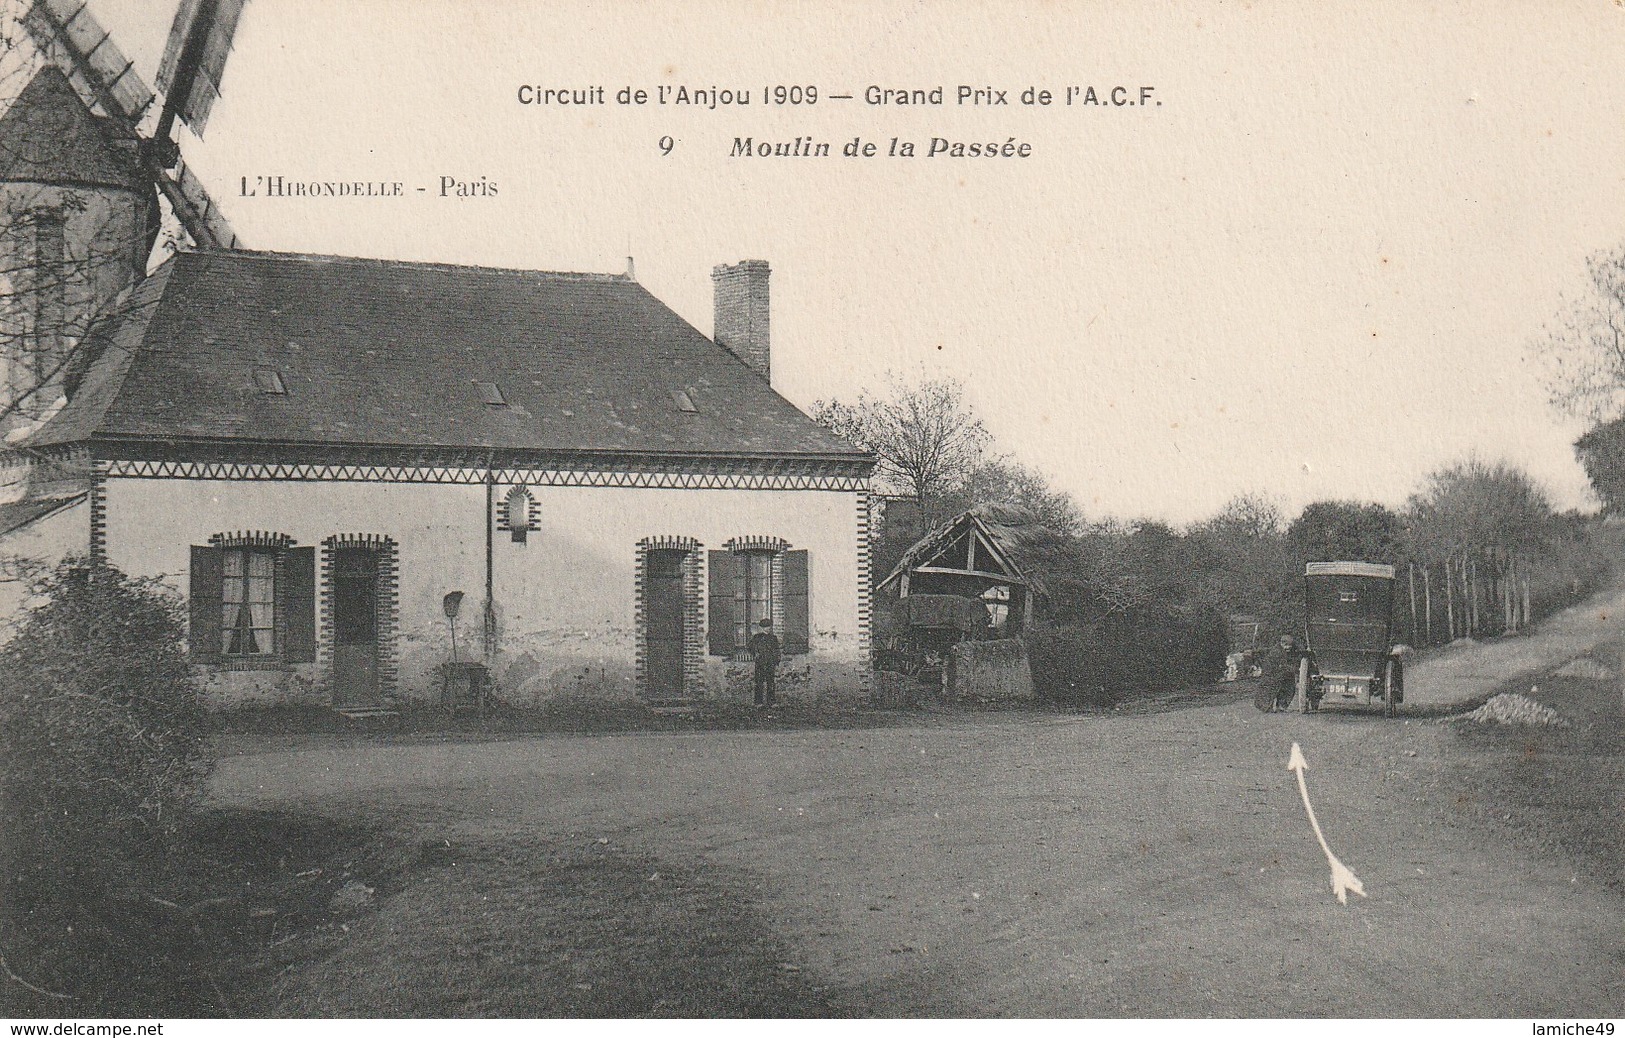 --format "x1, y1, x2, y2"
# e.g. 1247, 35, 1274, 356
97, 458, 868, 491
